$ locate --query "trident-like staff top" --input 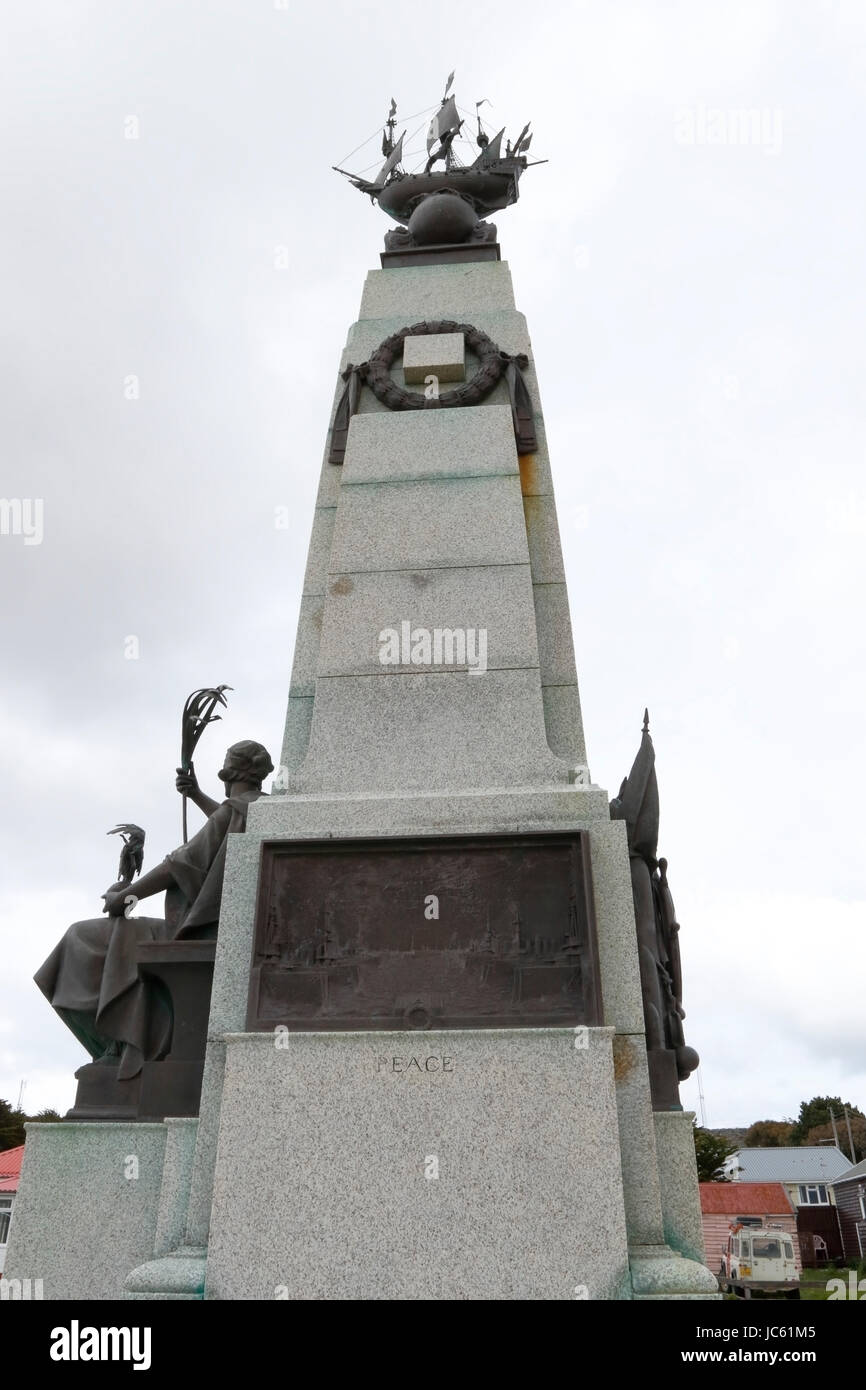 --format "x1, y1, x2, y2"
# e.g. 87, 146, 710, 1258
179, 684, 232, 843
